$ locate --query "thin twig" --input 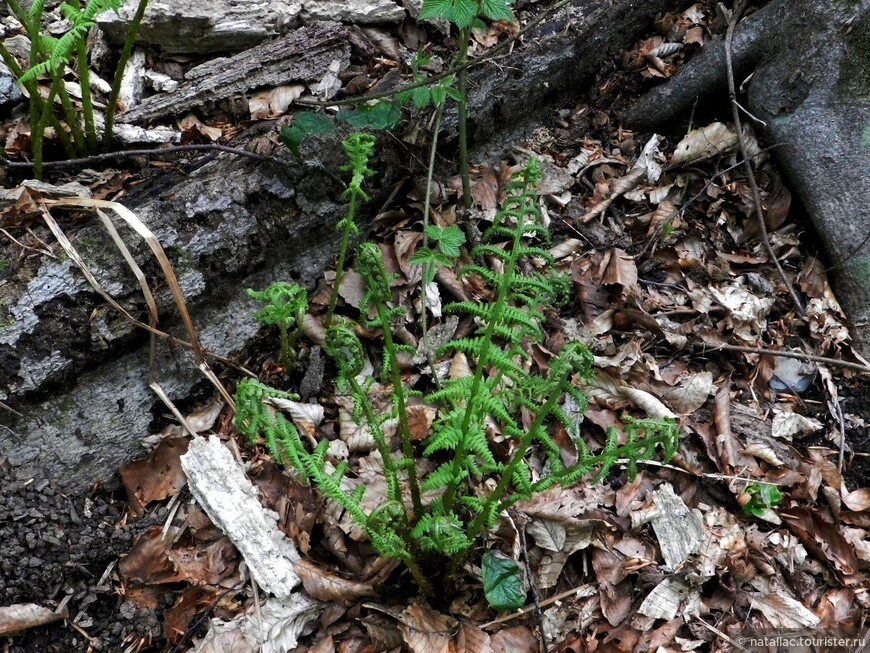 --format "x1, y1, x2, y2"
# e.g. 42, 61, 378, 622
723, 1, 805, 316
693, 341, 870, 375
479, 584, 598, 629
510, 509, 548, 653
2, 143, 291, 170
